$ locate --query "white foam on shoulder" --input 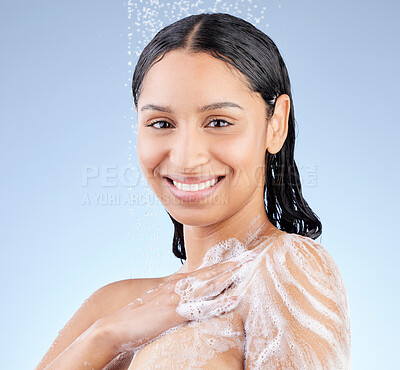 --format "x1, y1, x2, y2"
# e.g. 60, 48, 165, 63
129, 220, 351, 369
